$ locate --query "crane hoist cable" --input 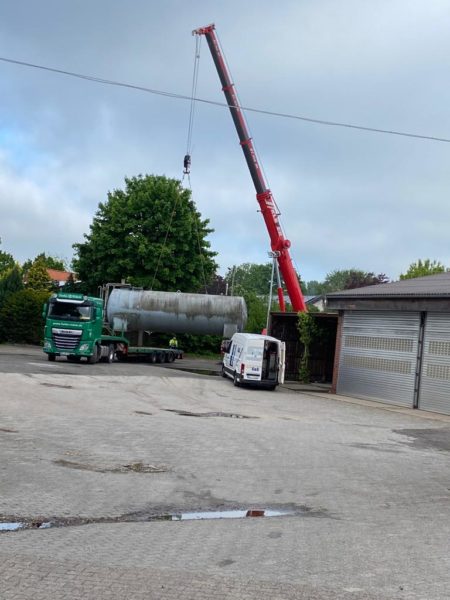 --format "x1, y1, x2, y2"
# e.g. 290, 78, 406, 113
183, 34, 201, 177
151, 38, 207, 292
182, 37, 208, 293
